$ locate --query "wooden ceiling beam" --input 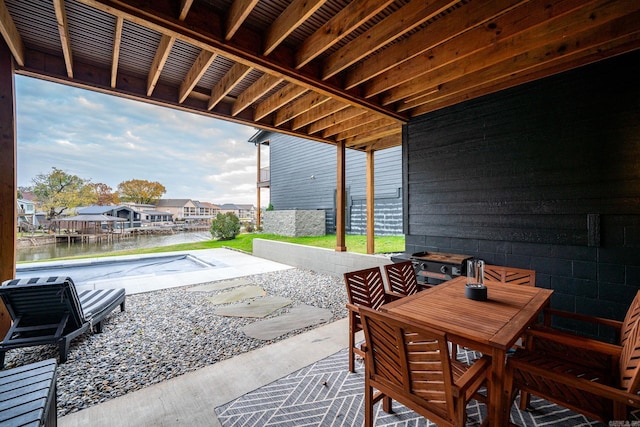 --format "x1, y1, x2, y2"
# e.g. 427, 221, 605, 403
53, 0, 73, 78
295, 0, 393, 69
263, 0, 326, 56
336, 117, 397, 141
291, 99, 349, 131
371, 0, 619, 103
409, 12, 640, 117
179, 0, 194, 21
226, 0, 259, 41
307, 106, 366, 135
384, 0, 640, 108
179, 50, 216, 103
232, 73, 282, 117
208, 62, 252, 110
274, 92, 329, 127
254, 83, 307, 121
322, 0, 458, 80
352, 134, 401, 151
344, 0, 525, 90
147, 34, 175, 96
77, 0, 405, 122
0, 0, 24, 66
342, 123, 401, 148
110, 16, 123, 88
323, 112, 381, 138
